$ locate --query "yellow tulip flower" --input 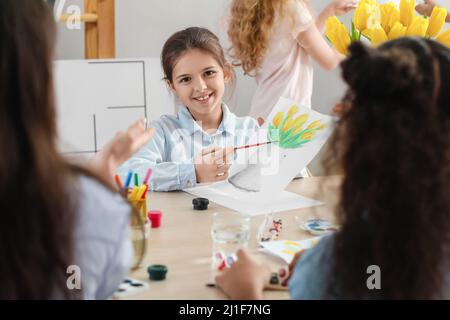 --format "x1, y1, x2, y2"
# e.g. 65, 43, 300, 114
436, 29, 450, 47
380, 2, 399, 33
361, 28, 372, 39
388, 21, 407, 40
427, 7, 447, 38
406, 16, 429, 37
282, 117, 296, 132
400, 0, 416, 27
371, 27, 389, 46
287, 105, 299, 117
354, 3, 369, 31
326, 16, 351, 55
306, 120, 323, 130
354, 0, 380, 31
300, 131, 314, 141
387, 8, 401, 31
273, 112, 284, 128
367, 6, 382, 30
292, 114, 309, 129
